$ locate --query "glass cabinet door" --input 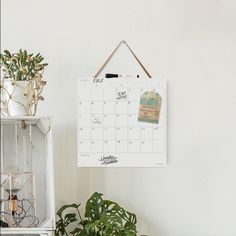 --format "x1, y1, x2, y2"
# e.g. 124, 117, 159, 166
1, 117, 54, 230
